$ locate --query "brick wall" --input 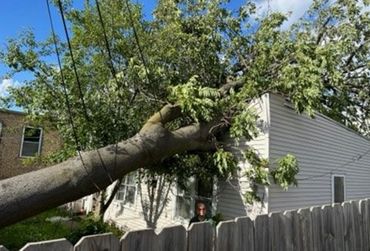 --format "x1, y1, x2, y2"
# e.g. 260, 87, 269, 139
0, 110, 62, 180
